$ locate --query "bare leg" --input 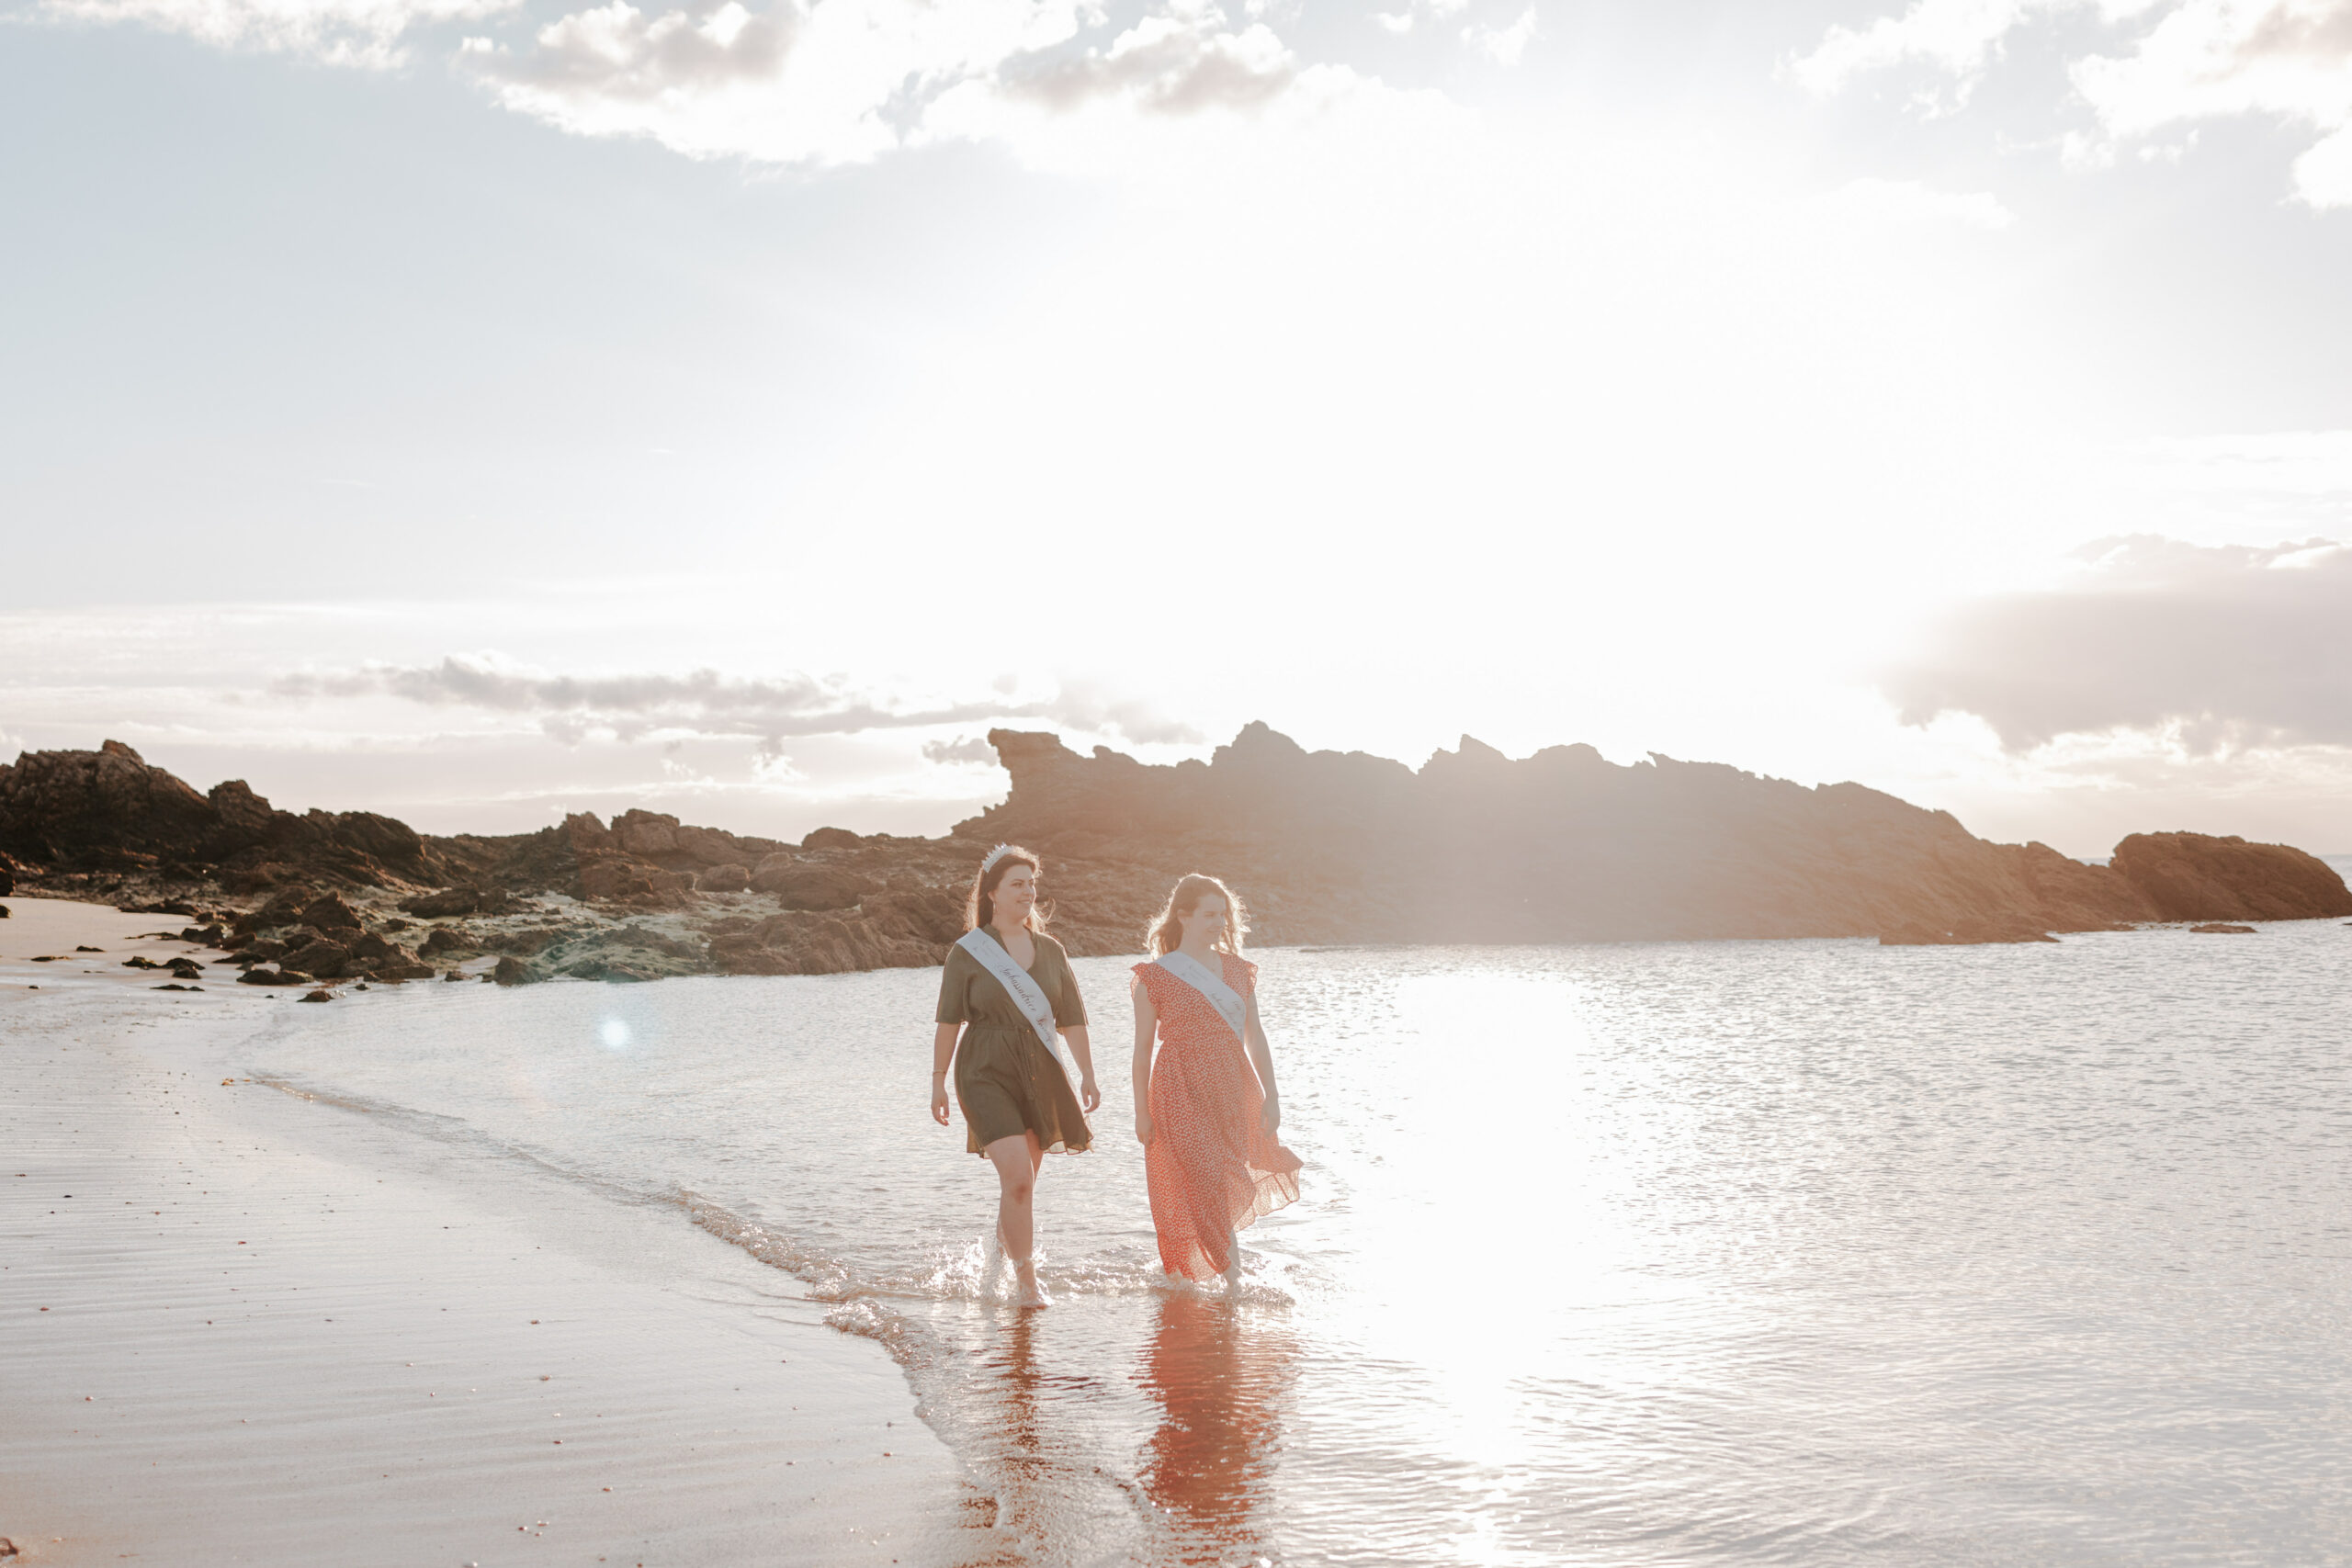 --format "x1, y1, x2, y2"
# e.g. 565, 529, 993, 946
986, 1132, 1051, 1306
1224, 1226, 1242, 1294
